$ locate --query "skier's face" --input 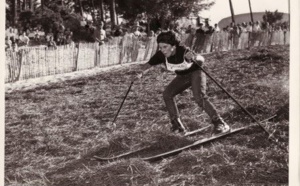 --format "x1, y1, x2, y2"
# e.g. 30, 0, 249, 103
158, 43, 175, 58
